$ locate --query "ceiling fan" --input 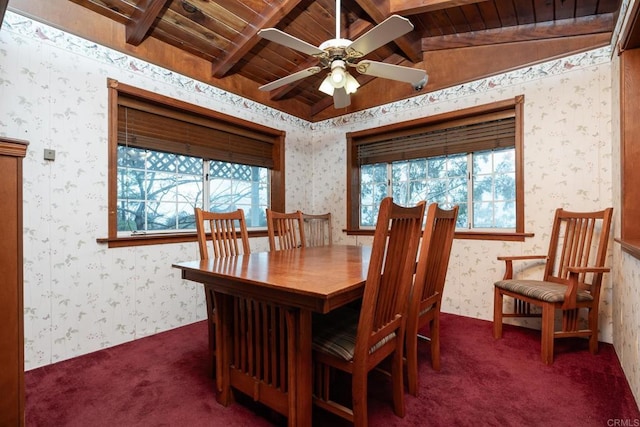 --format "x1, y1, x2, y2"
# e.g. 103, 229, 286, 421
257, 0, 428, 109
